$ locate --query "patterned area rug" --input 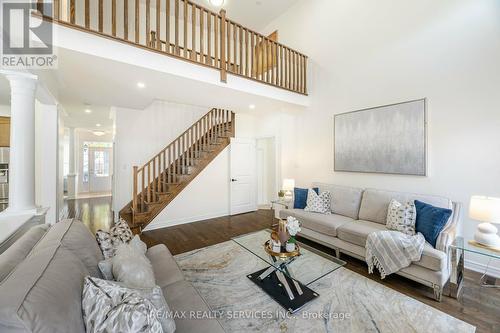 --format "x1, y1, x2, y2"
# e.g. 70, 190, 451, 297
174, 232, 475, 333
